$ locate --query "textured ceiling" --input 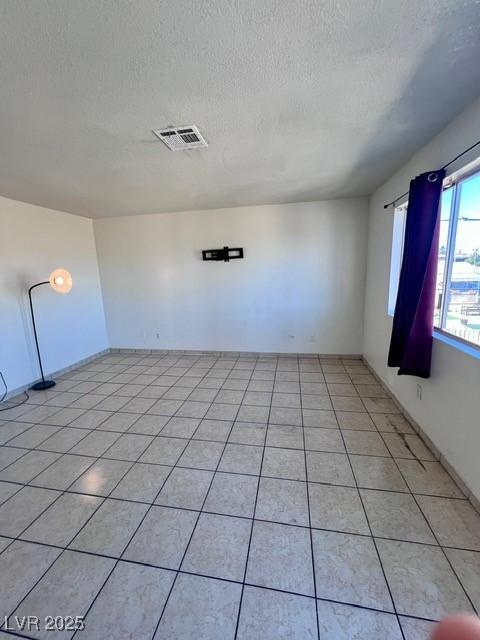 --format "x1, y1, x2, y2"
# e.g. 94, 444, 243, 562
1, 0, 480, 218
